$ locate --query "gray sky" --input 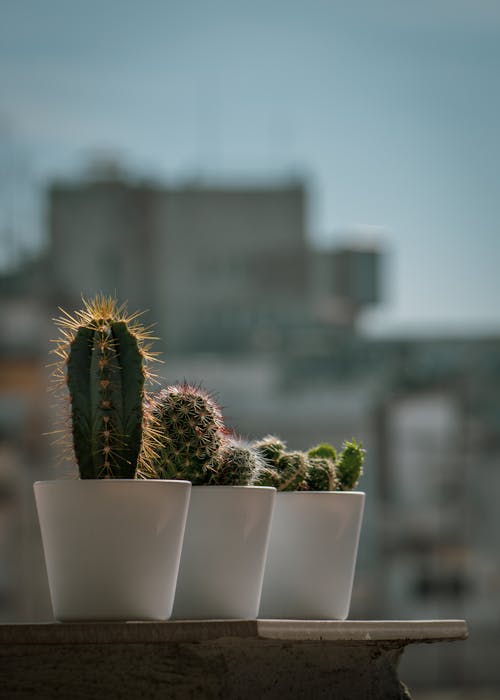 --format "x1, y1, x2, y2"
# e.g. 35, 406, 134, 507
1, 0, 500, 335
